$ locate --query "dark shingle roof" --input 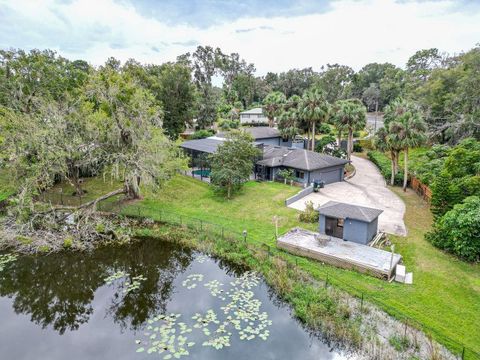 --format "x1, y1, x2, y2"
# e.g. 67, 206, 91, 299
217, 127, 281, 140
318, 201, 383, 222
256, 145, 348, 171
180, 138, 225, 154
